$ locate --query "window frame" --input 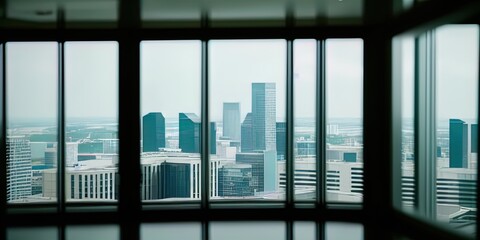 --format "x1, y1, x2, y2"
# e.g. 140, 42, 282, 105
1, 1, 479, 240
